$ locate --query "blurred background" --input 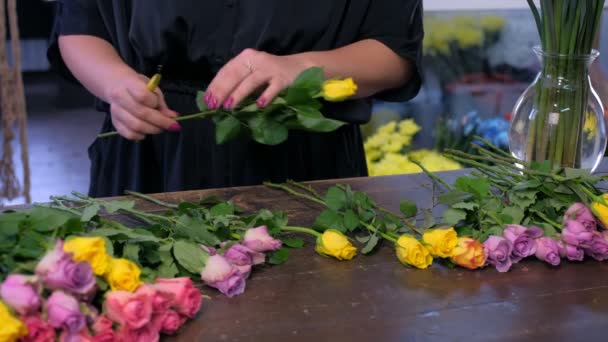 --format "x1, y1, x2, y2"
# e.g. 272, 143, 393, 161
2, 0, 608, 205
